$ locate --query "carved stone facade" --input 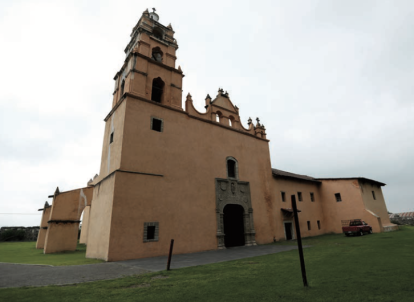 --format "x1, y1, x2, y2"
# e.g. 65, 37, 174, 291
215, 178, 257, 249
